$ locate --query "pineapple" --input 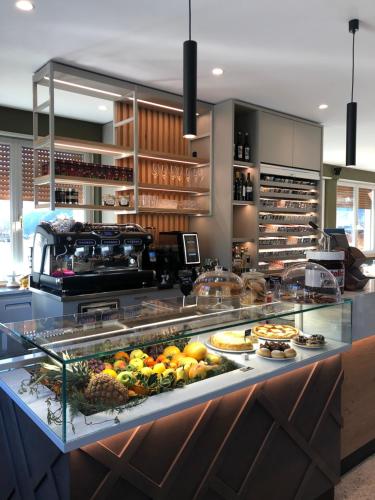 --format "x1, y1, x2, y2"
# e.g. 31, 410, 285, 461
85, 373, 129, 406
41, 352, 91, 392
